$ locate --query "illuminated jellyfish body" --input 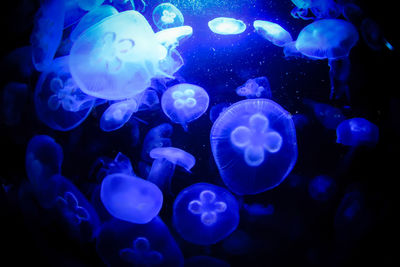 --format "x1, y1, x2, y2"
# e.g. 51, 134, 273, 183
35, 56, 96, 131
208, 17, 246, 35
210, 99, 298, 195
161, 83, 209, 130
152, 3, 184, 30
173, 183, 239, 245
70, 5, 119, 42
155, 26, 193, 50
2, 82, 28, 126
69, 11, 170, 100
77, 0, 105, 11
236, 76, 272, 99
336, 118, 379, 147
291, 0, 341, 20
141, 123, 173, 162
308, 175, 336, 202
100, 98, 139, 132
30, 0, 65, 71
303, 98, 346, 129
96, 217, 183, 267
253, 20, 292, 47
101, 173, 163, 224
